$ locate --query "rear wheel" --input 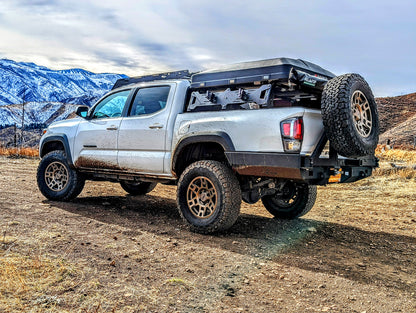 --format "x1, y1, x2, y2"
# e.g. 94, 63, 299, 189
37, 150, 85, 201
261, 182, 317, 219
120, 181, 157, 195
177, 160, 241, 234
